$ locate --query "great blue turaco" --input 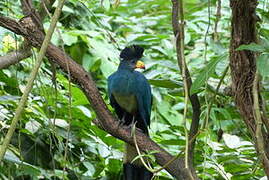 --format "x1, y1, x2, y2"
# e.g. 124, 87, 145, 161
108, 45, 153, 180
